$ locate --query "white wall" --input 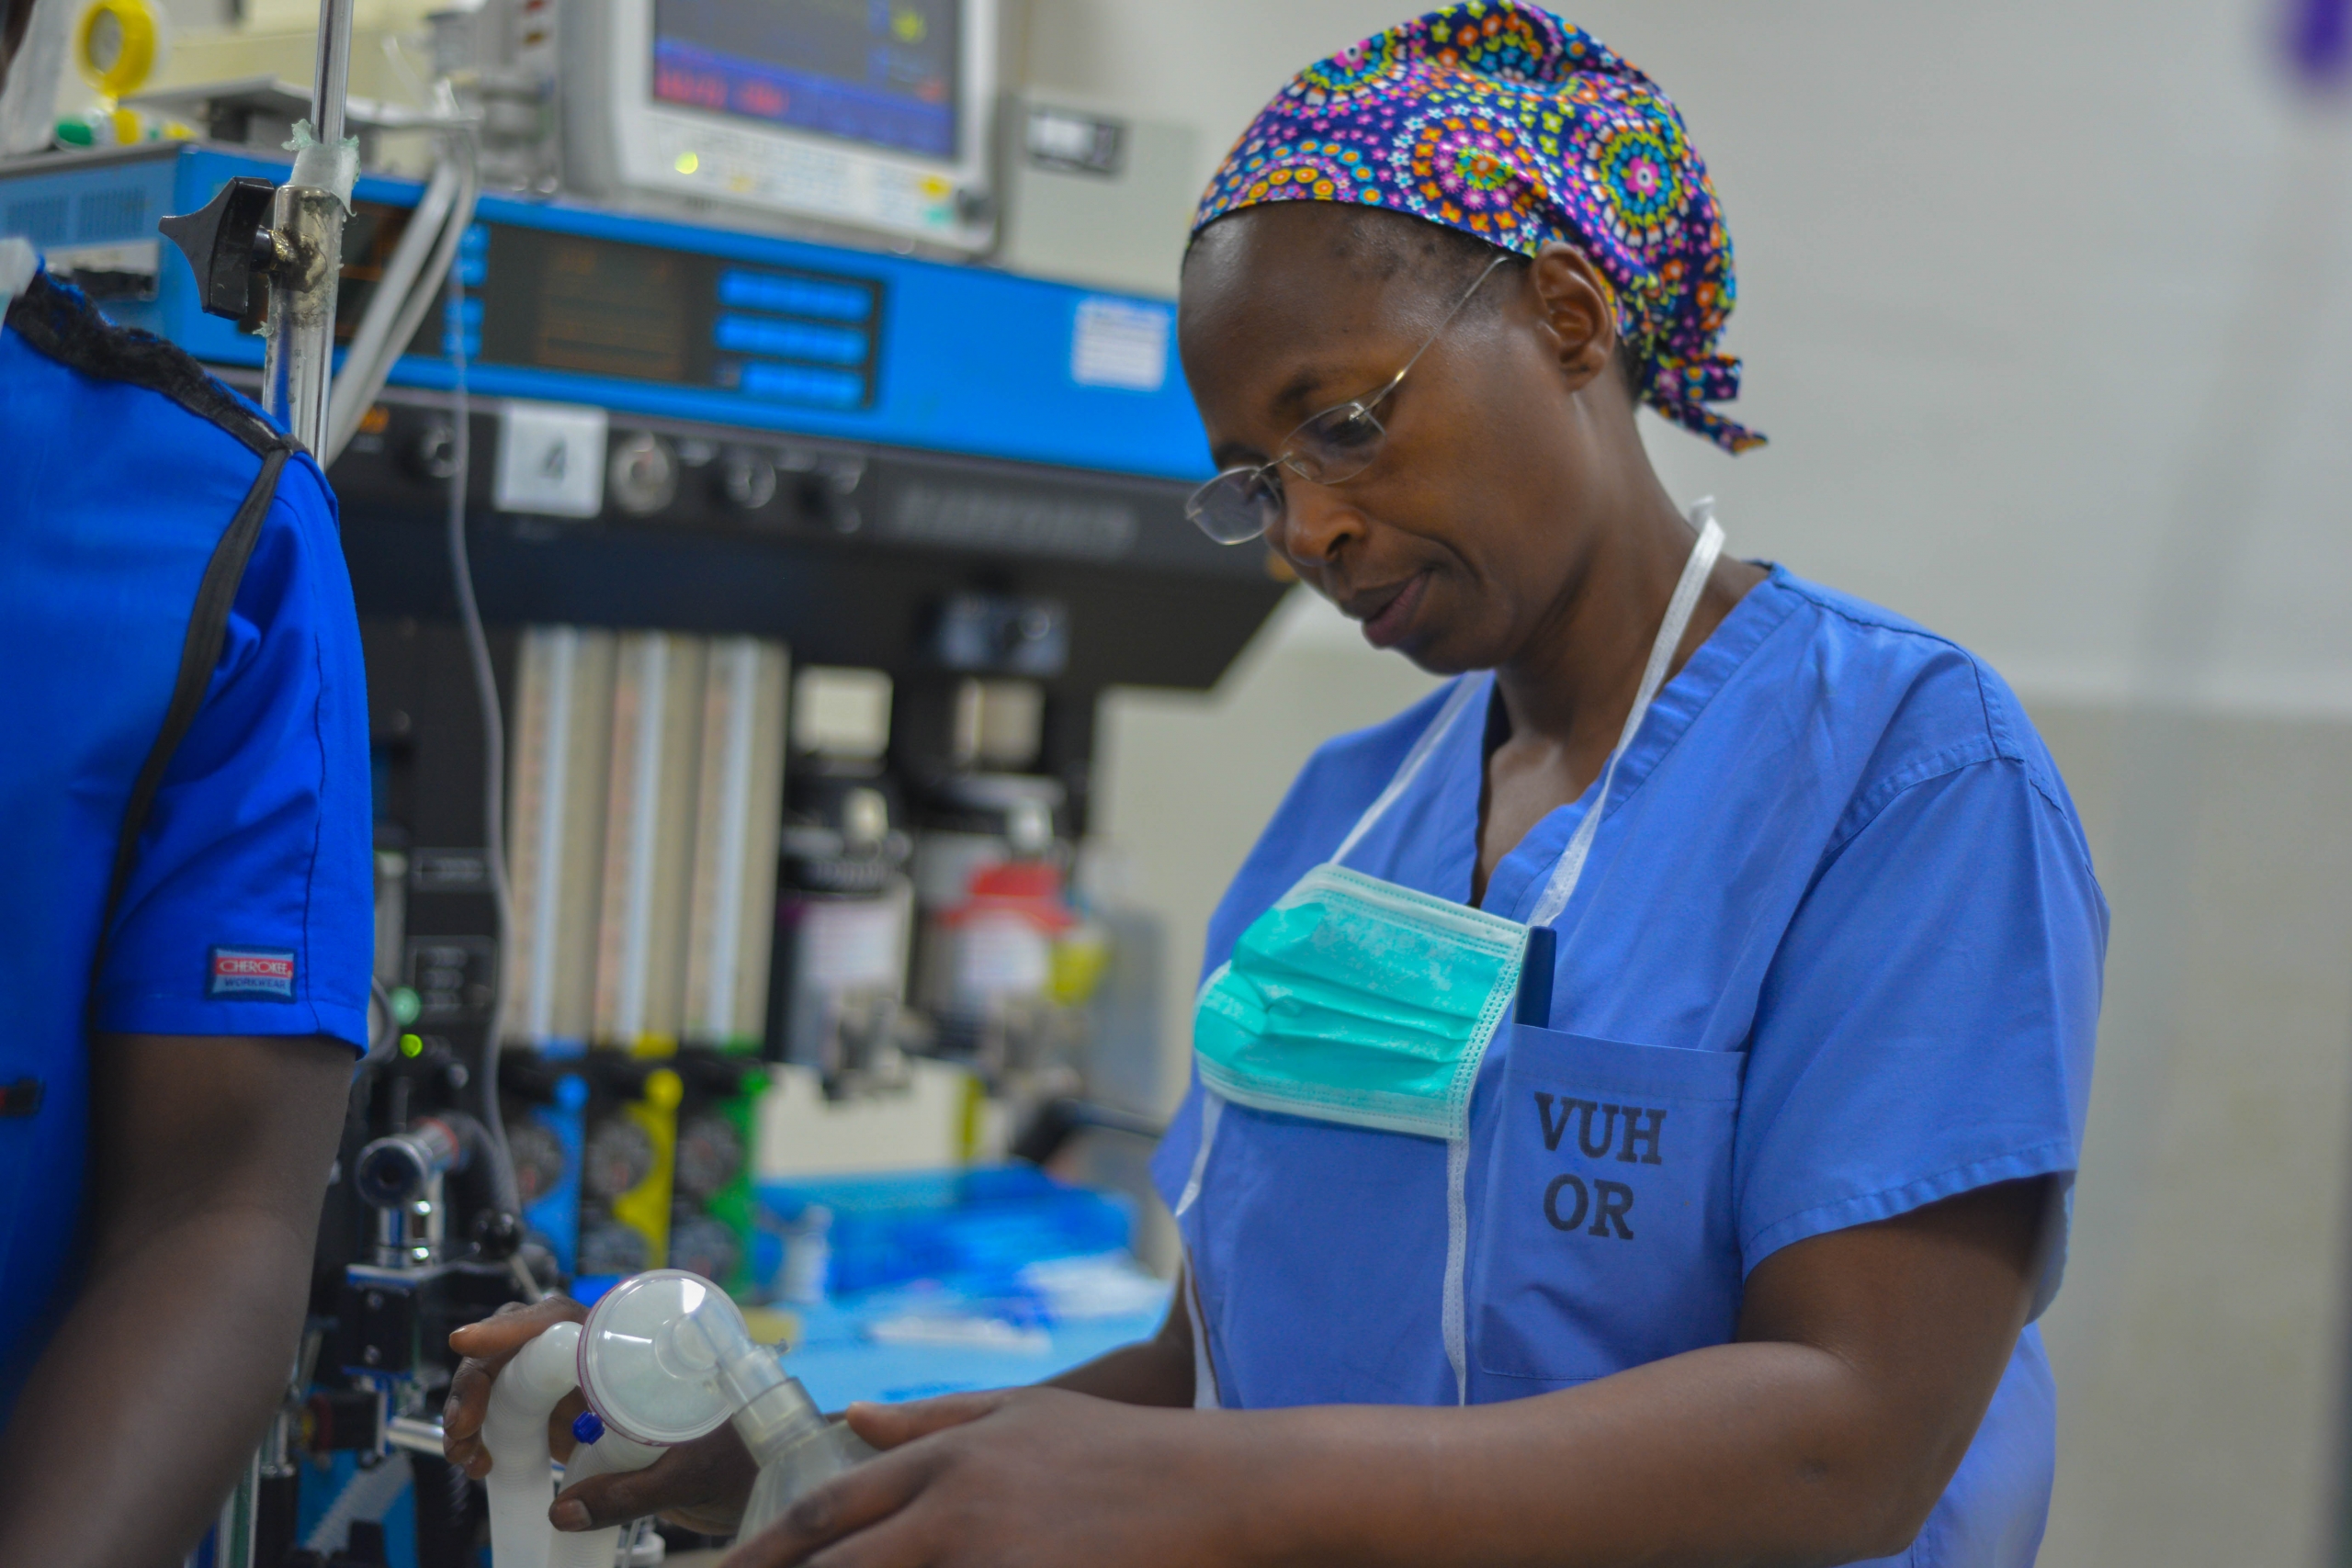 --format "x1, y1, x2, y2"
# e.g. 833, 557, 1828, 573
2028, 700, 2352, 1568
1039, 4, 2352, 1564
